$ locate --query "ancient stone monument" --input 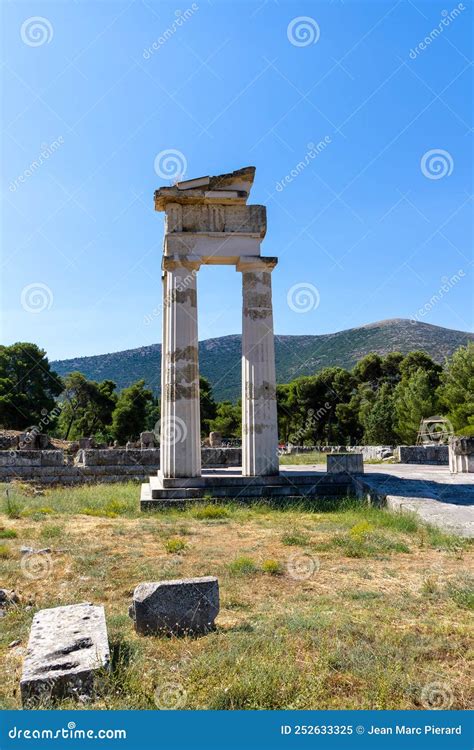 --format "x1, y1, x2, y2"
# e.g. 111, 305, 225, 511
152, 167, 278, 487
